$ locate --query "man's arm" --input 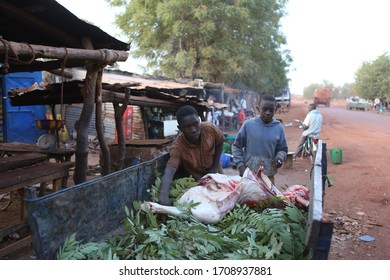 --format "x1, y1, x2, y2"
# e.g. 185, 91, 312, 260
159, 166, 177, 205
232, 126, 247, 176
209, 141, 223, 173
302, 113, 310, 130
272, 126, 288, 168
